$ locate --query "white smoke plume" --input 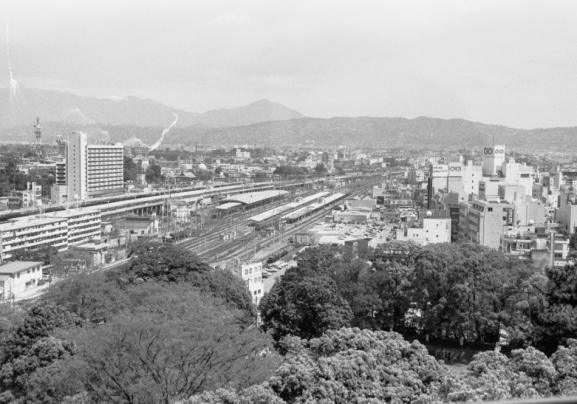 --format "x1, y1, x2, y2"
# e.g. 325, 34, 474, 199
148, 113, 178, 152
6, 24, 19, 95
